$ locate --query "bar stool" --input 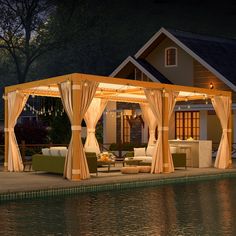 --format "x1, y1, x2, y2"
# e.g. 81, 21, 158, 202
178, 145, 192, 167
